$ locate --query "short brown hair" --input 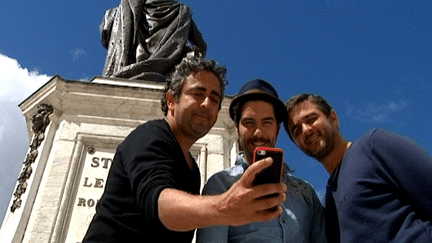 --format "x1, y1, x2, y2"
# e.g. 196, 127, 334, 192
284, 93, 334, 141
